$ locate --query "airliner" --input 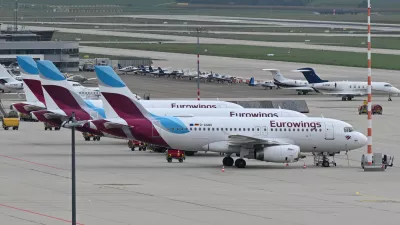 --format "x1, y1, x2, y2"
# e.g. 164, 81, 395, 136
0, 64, 24, 93
263, 69, 316, 95
86, 65, 368, 168
295, 68, 400, 101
